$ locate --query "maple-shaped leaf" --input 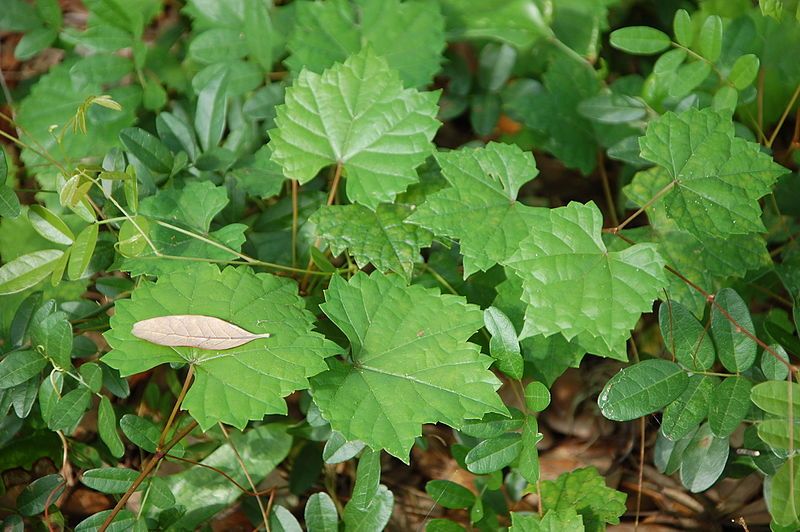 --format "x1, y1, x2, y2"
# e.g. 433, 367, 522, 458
503, 55, 601, 174
310, 203, 433, 280
121, 182, 246, 277
638, 107, 786, 238
103, 264, 340, 430
309, 271, 506, 461
409, 142, 546, 277
623, 167, 771, 314
286, 0, 446, 88
269, 47, 441, 209
540, 467, 626, 532
504, 201, 667, 359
